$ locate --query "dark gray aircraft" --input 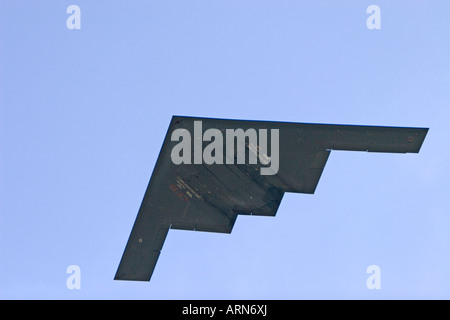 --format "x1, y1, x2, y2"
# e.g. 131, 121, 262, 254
115, 116, 428, 281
